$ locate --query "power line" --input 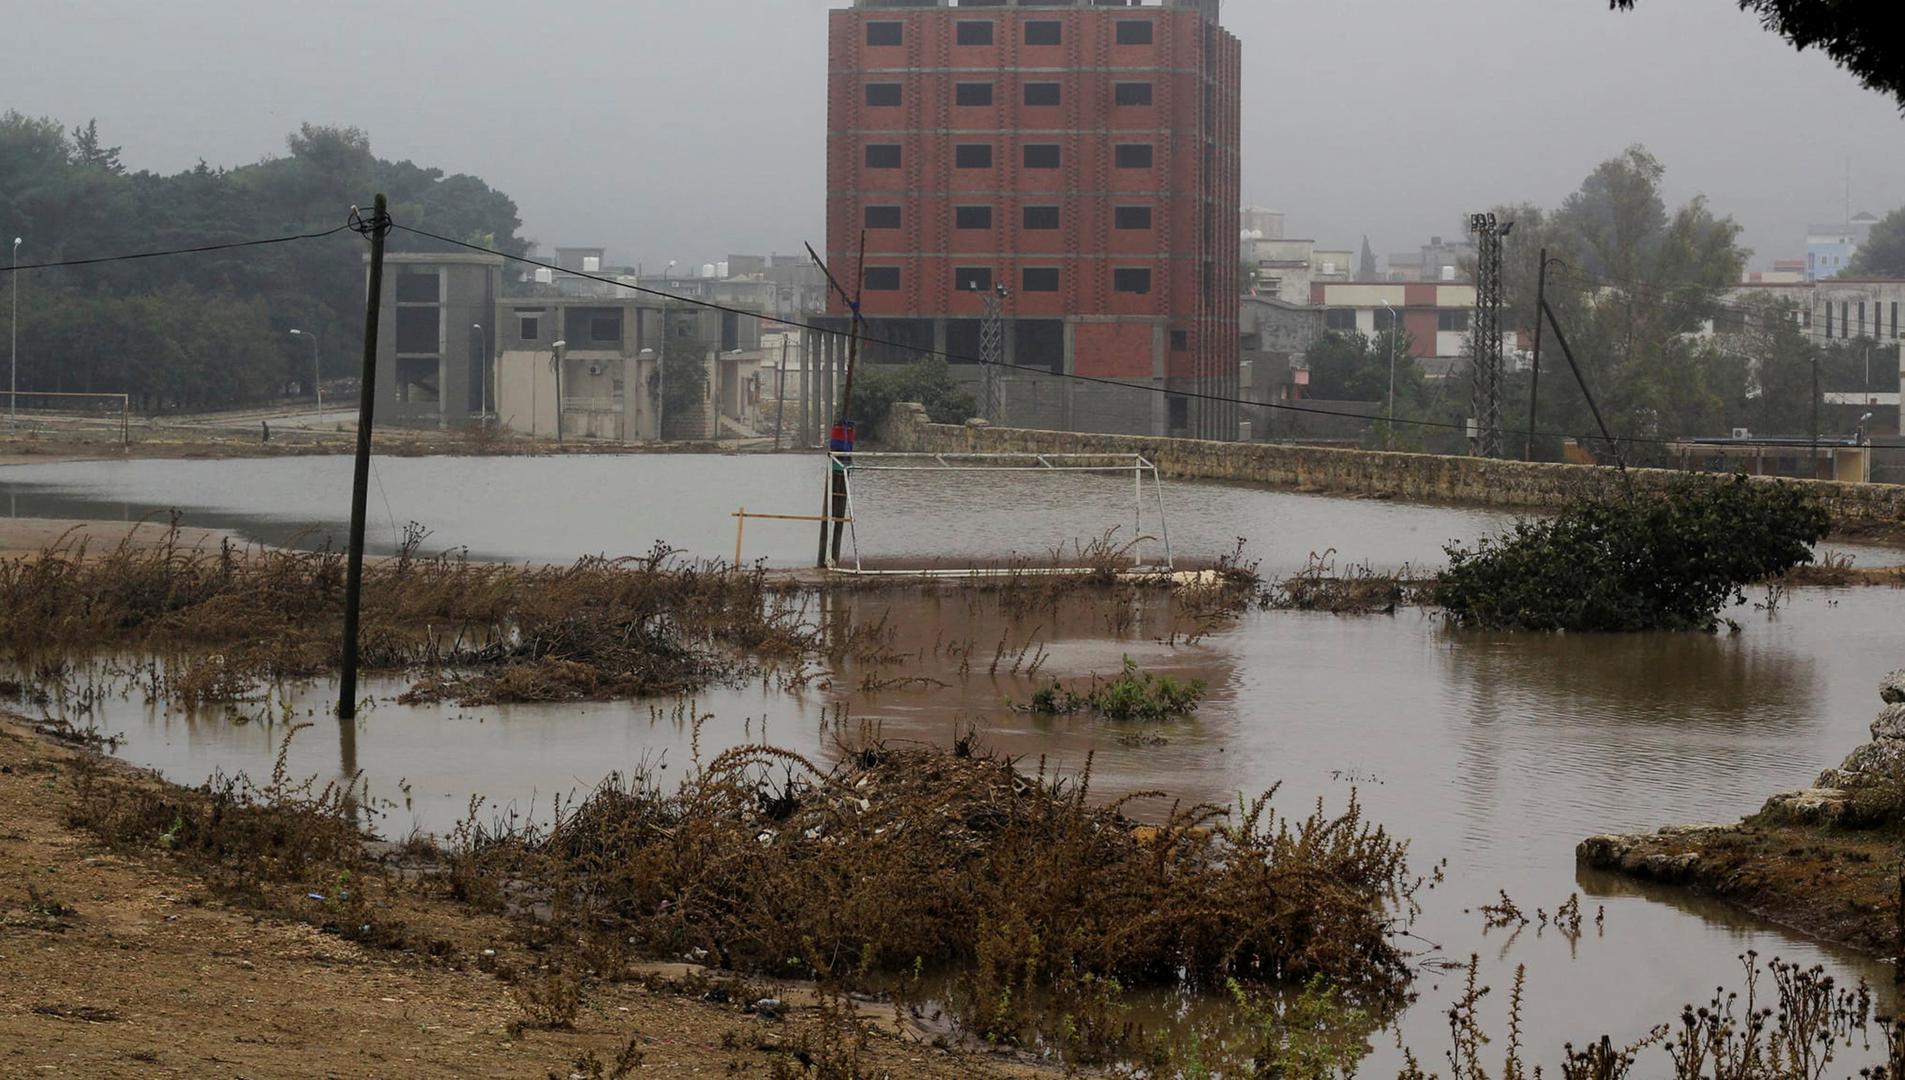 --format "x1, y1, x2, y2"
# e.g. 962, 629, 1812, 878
0, 223, 353, 274
390, 223, 1892, 454
1547, 266, 1905, 349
